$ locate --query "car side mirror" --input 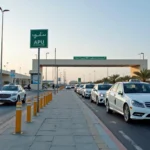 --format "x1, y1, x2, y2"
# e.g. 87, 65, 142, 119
118, 91, 123, 95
